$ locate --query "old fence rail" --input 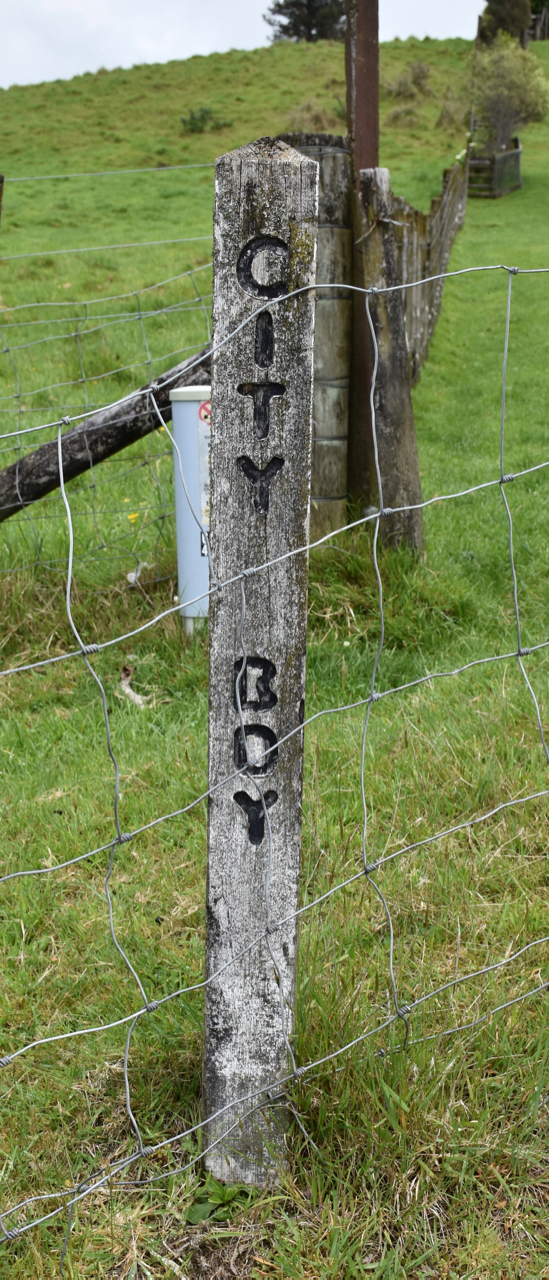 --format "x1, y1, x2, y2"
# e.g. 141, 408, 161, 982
390, 159, 469, 383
